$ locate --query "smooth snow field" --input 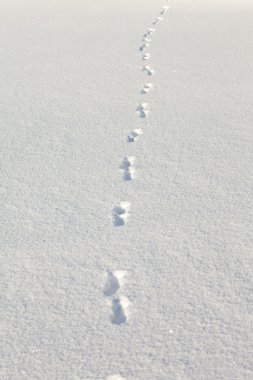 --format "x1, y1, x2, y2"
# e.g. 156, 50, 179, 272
0, 0, 252, 379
